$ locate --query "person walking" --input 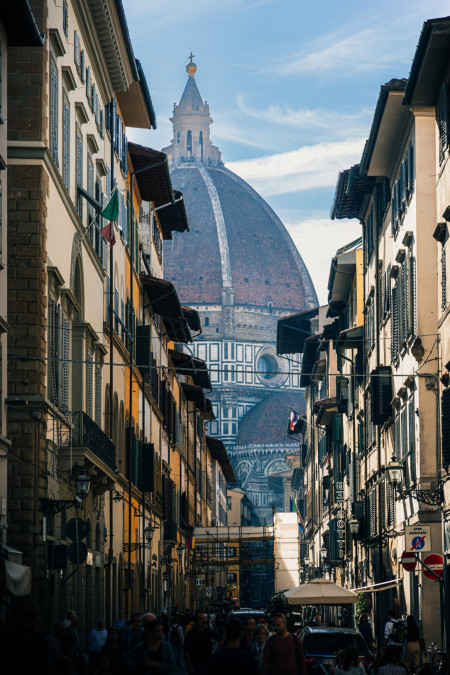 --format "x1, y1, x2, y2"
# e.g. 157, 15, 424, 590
88, 619, 108, 671
403, 616, 421, 673
248, 623, 269, 672
100, 627, 125, 675
383, 610, 404, 651
206, 618, 259, 675
124, 618, 176, 675
240, 617, 256, 648
334, 647, 366, 675
261, 613, 307, 675
184, 611, 217, 675
377, 645, 408, 675
124, 613, 144, 650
